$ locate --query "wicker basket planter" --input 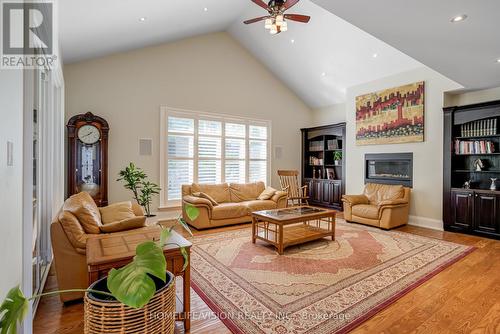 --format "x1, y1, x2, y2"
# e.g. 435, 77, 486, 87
84, 272, 175, 334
